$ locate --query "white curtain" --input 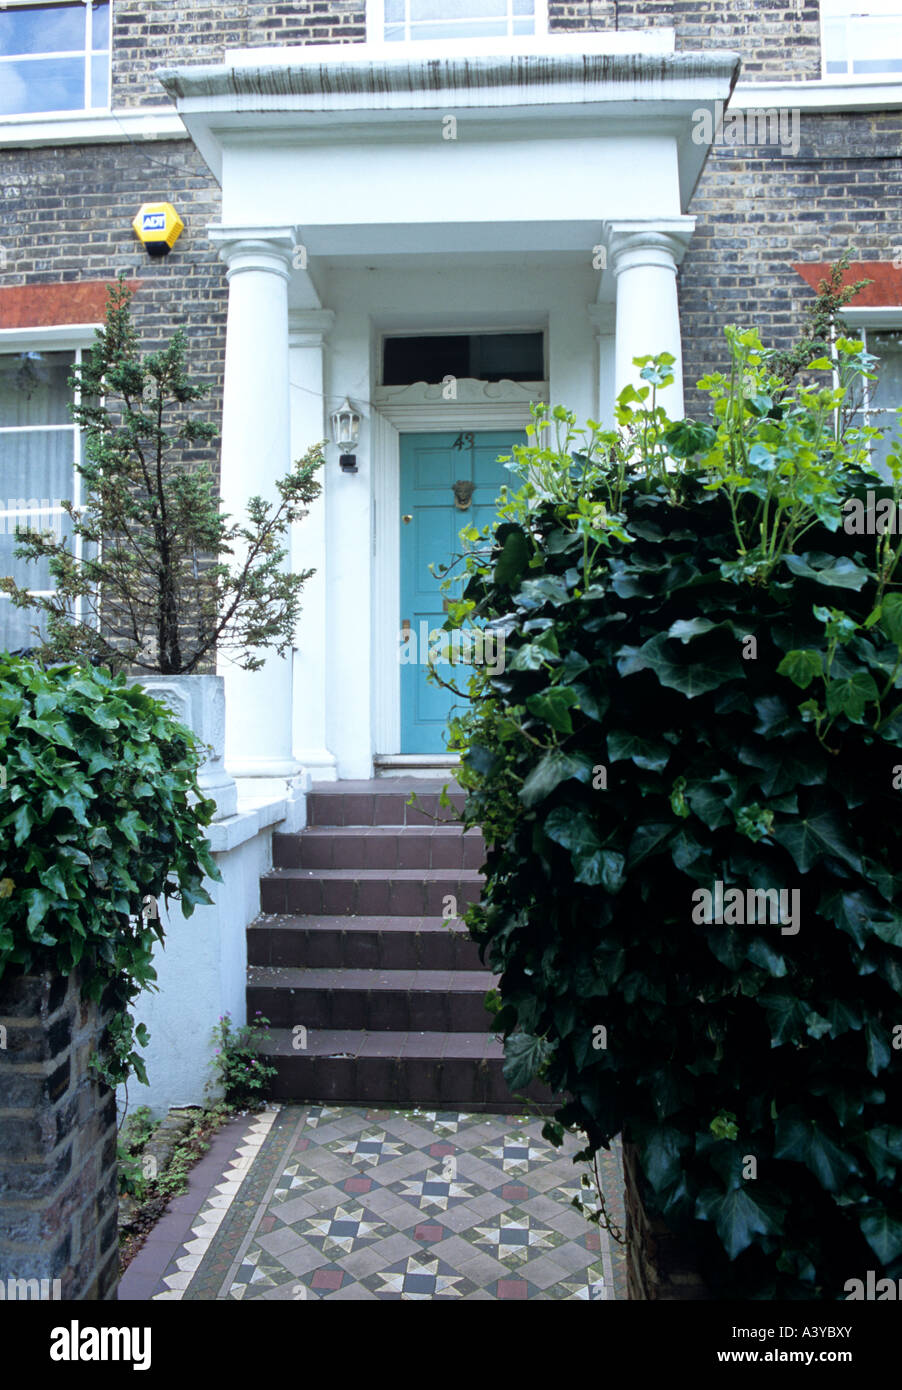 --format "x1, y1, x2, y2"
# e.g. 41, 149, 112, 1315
0, 351, 77, 653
